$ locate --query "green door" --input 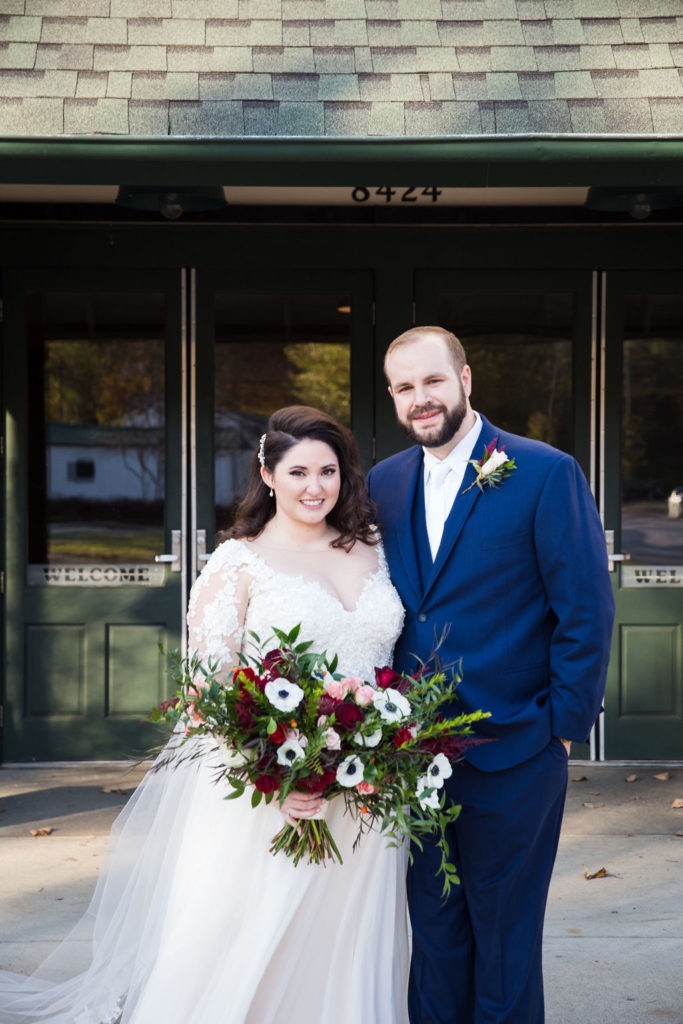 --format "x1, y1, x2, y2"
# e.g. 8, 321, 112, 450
3, 270, 185, 760
603, 273, 683, 759
413, 269, 597, 758
2, 266, 375, 761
